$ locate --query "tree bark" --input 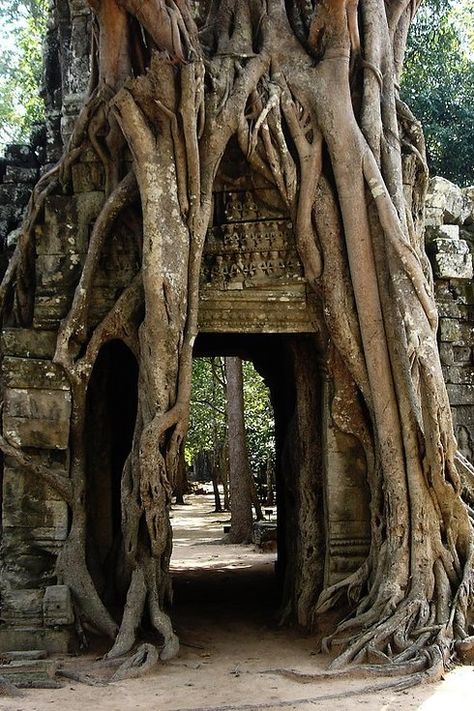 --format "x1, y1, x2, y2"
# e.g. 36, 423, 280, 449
225, 357, 254, 544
